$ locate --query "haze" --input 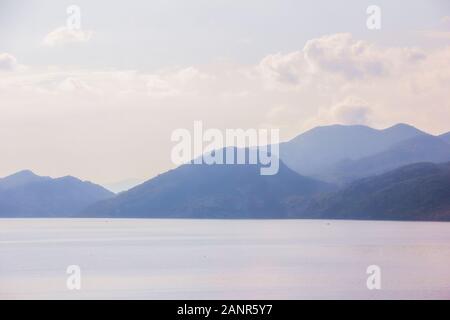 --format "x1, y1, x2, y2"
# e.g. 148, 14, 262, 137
1, 0, 450, 185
